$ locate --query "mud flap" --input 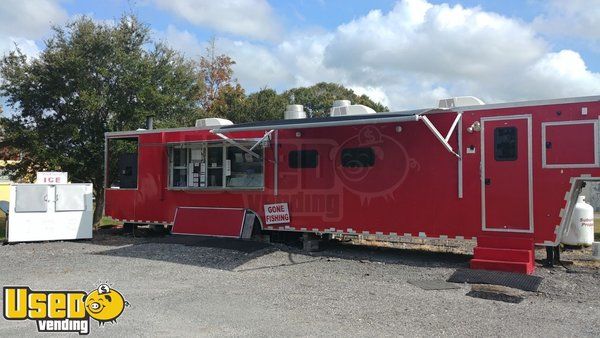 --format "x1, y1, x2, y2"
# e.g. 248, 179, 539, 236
172, 207, 250, 238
